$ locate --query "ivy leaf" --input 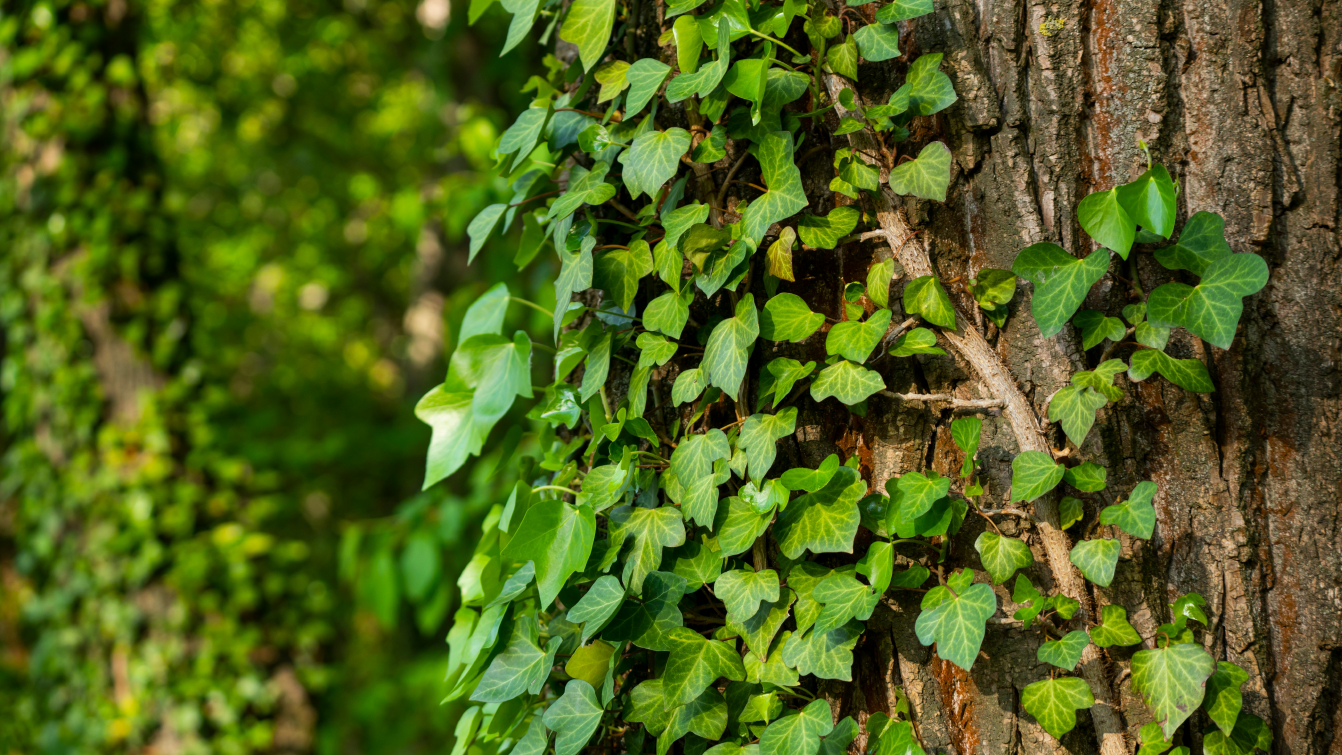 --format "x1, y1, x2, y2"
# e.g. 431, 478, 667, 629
703, 294, 760, 400
811, 572, 878, 636
1010, 451, 1064, 502
1100, 480, 1156, 538
626, 59, 674, 116
853, 23, 901, 61
732, 590, 796, 661
1146, 253, 1269, 349
797, 206, 860, 249
569, 575, 626, 642
594, 60, 631, 103
1010, 574, 1047, 628
468, 204, 509, 262
1204, 713, 1272, 755
810, 360, 885, 404
628, 678, 675, 735
775, 466, 864, 558
691, 125, 728, 165
668, 540, 724, 591
579, 332, 611, 402
1069, 538, 1120, 587
559, 0, 615, 71
968, 268, 1017, 315
974, 531, 1034, 585
889, 142, 952, 202
906, 54, 956, 115
759, 699, 834, 755
866, 258, 896, 308
544, 680, 604, 755
1012, 244, 1111, 337
549, 162, 617, 221
914, 581, 997, 671
890, 328, 945, 356
1156, 211, 1231, 276
646, 287, 696, 340
672, 368, 708, 405
472, 615, 562, 701
594, 240, 655, 312
611, 504, 687, 594
418, 387, 485, 489
1077, 187, 1136, 258
1135, 320, 1172, 349
781, 621, 863, 680
603, 571, 686, 651
1064, 461, 1107, 492
1131, 643, 1218, 739
951, 417, 981, 477
663, 627, 748, 708
666, 430, 731, 524
566, 639, 616, 689
501, 500, 596, 608
766, 226, 798, 281
621, 128, 693, 199
499, 108, 551, 172
663, 688, 731, 748
902, 274, 957, 328
826, 309, 892, 362
714, 494, 773, 557
1059, 497, 1084, 529
1128, 349, 1214, 392
716, 568, 782, 624
761, 293, 825, 342
740, 408, 798, 483
742, 132, 810, 243
1116, 164, 1178, 239
826, 34, 859, 79
1021, 678, 1095, 739
1090, 604, 1142, 648
875, 0, 932, 21
1202, 661, 1250, 735
1049, 385, 1109, 448
1038, 629, 1091, 671
780, 454, 840, 493
894, 470, 950, 519
1074, 310, 1128, 350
